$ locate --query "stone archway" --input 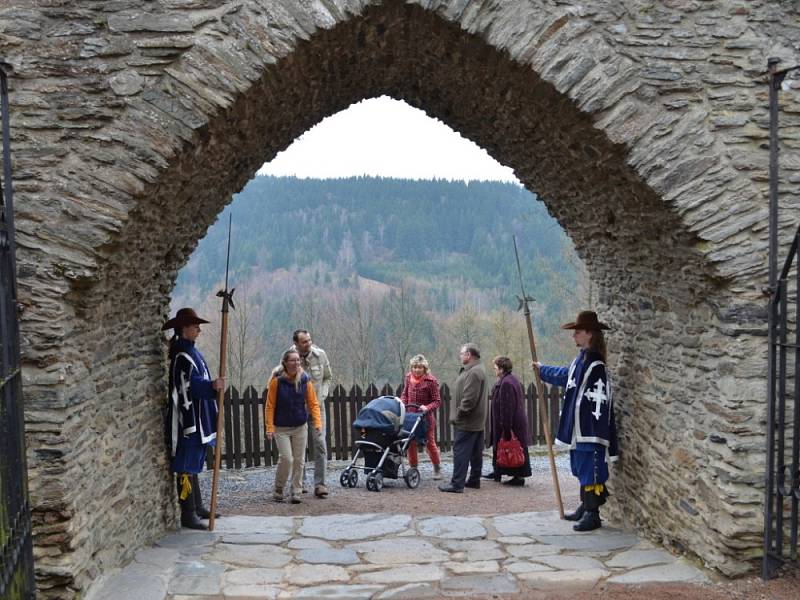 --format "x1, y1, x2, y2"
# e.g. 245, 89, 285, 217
2, 1, 799, 596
